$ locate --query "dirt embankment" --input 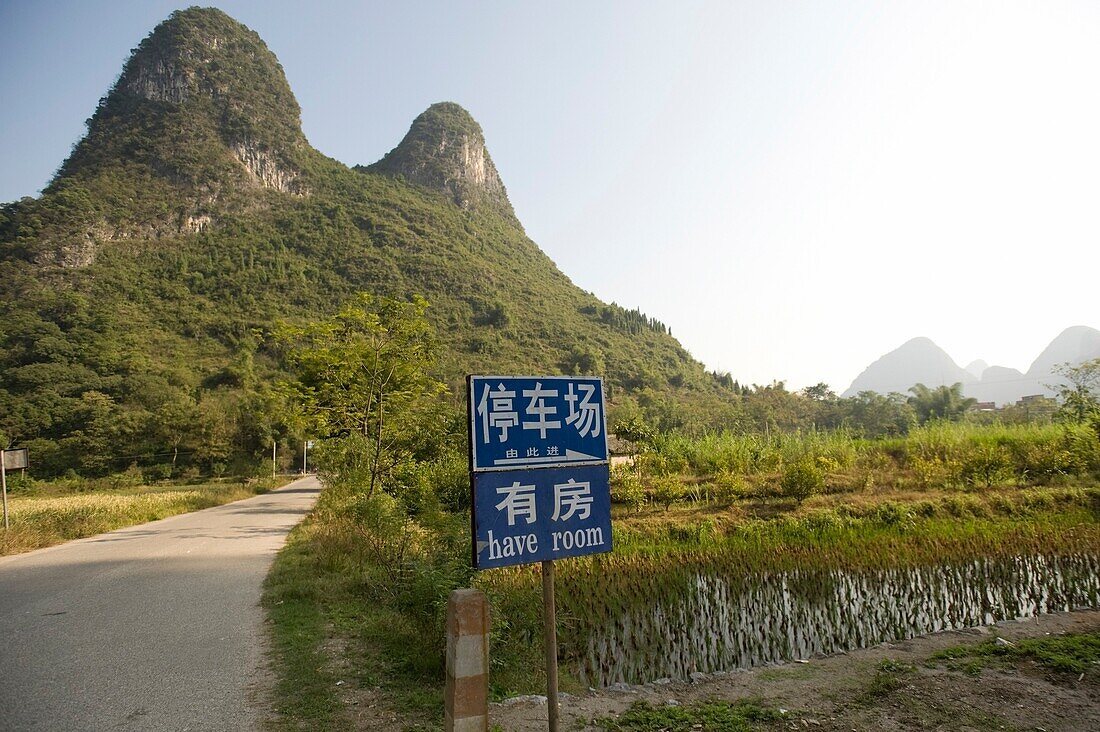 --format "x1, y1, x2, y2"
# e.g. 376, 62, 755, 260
493, 610, 1100, 731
